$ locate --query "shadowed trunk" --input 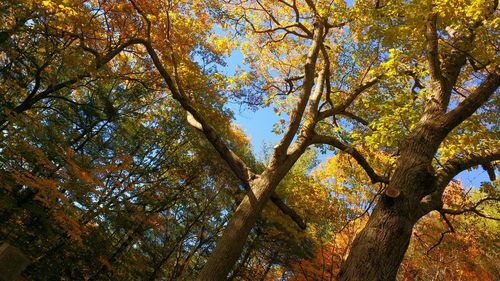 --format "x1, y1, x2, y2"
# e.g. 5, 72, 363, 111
339, 128, 441, 281
196, 139, 305, 281
195, 174, 278, 281
338, 198, 417, 281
